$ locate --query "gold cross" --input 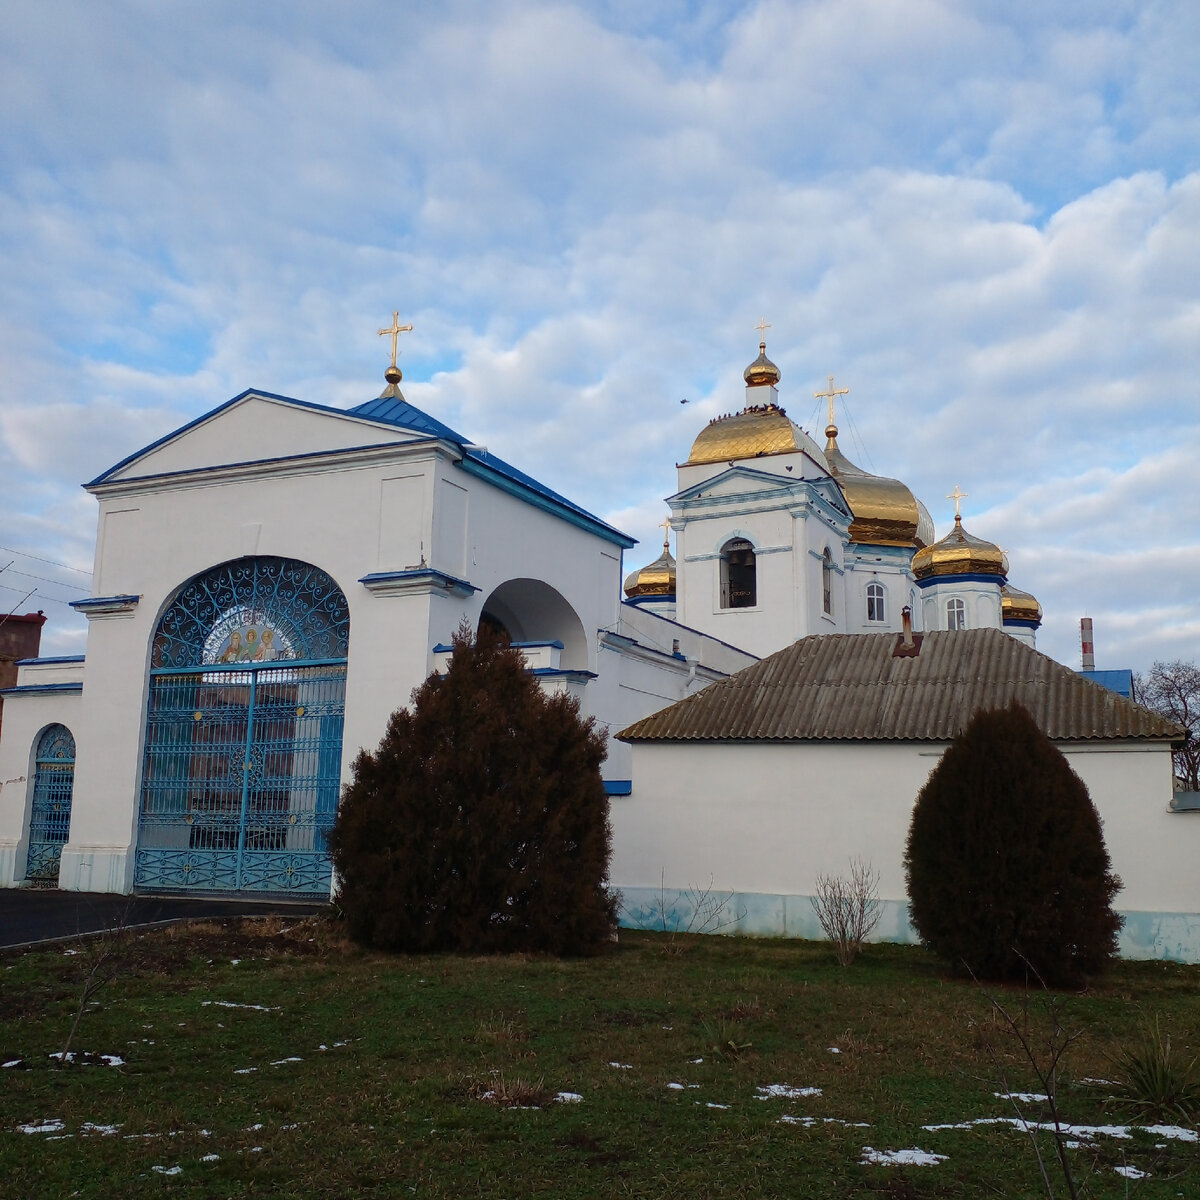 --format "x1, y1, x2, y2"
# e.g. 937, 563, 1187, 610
659, 516, 672, 549
947, 484, 968, 519
377, 312, 413, 368
755, 317, 771, 344
814, 374, 849, 426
